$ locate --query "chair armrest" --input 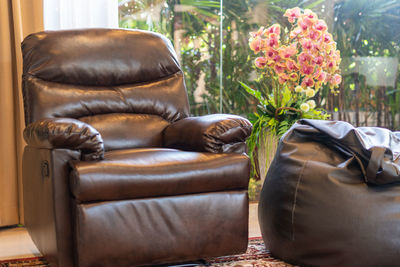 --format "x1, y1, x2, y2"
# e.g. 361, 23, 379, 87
163, 114, 252, 153
23, 118, 104, 161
